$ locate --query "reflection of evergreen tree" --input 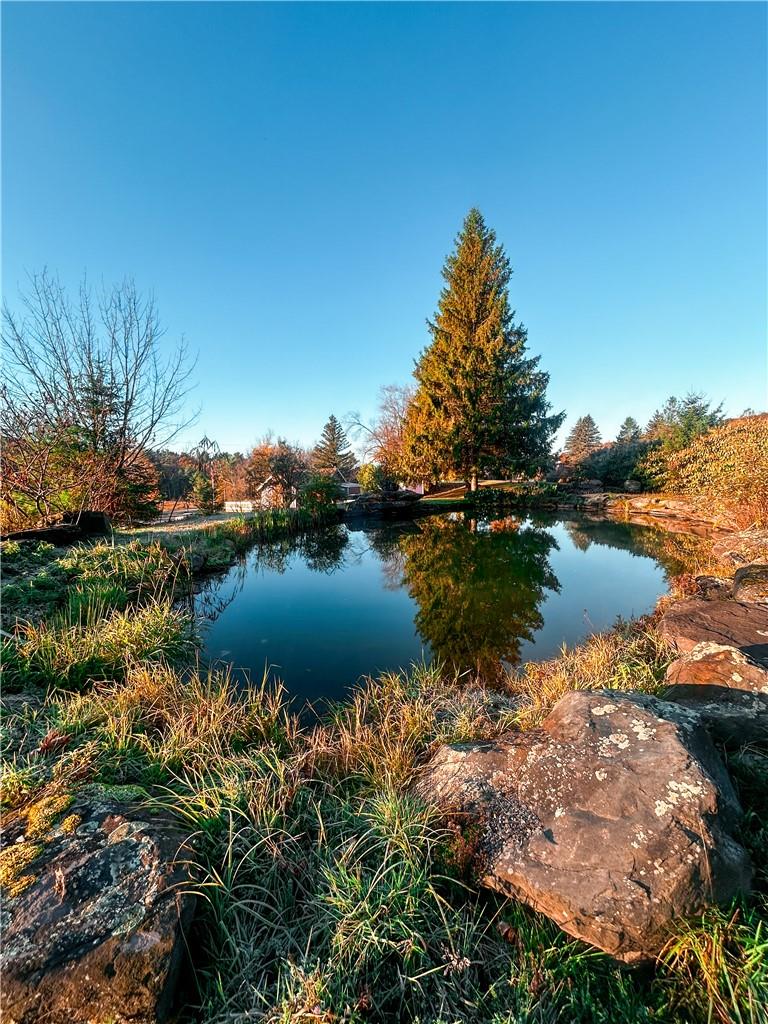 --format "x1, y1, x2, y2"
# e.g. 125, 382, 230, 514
399, 516, 560, 676
299, 524, 349, 574
245, 526, 349, 577
563, 521, 592, 552
251, 539, 294, 575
